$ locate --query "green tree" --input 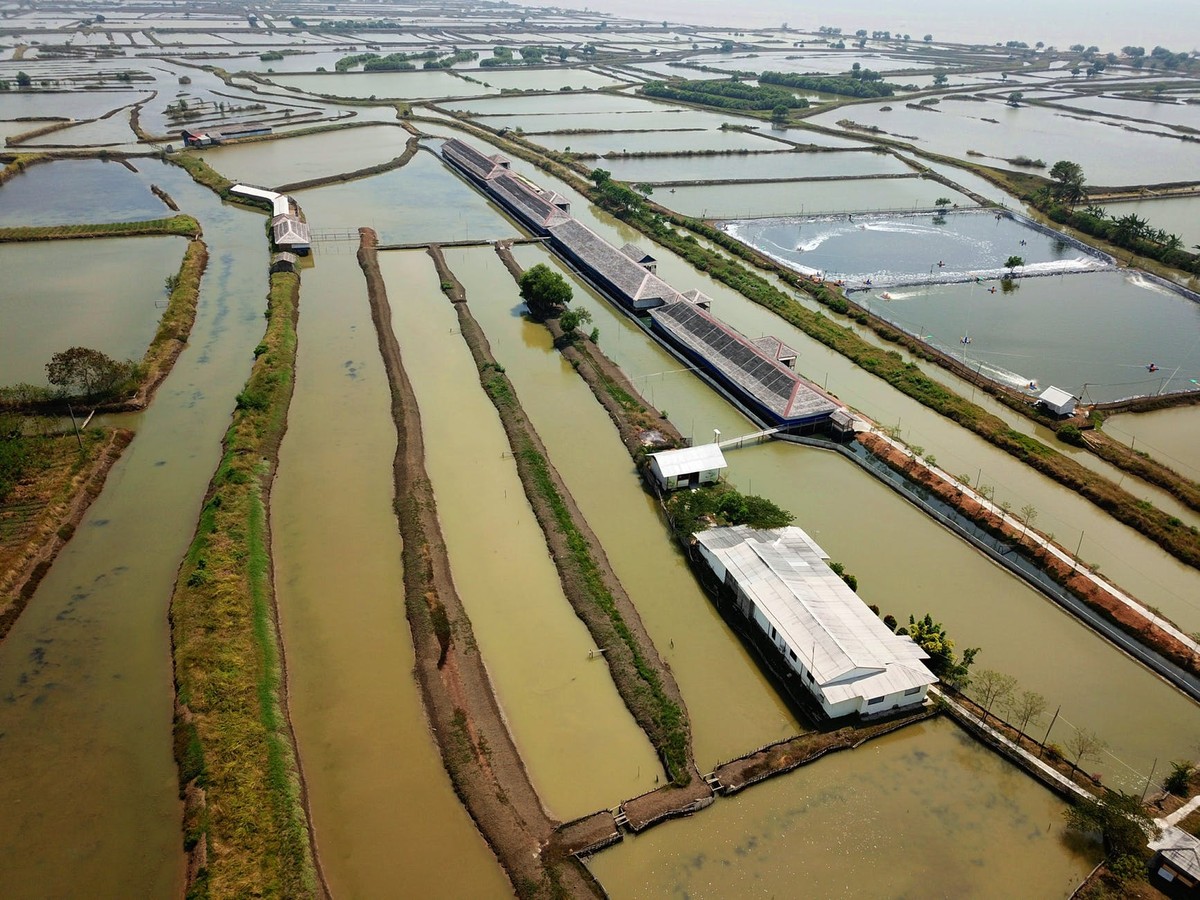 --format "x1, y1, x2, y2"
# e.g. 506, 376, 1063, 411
16, 70, 32, 88
1048, 160, 1087, 207
518, 263, 573, 320
1006, 90, 1024, 106
771, 103, 790, 124
1163, 760, 1195, 796
1065, 790, 1158, 861
1066, 727, 1108, 771
905, 614, 978, 687
935, 197, 952, 208
932, 70, 949, 85
557, 305, 592, 339
1005, 254, 1024, 272
45, 347, 132, 398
